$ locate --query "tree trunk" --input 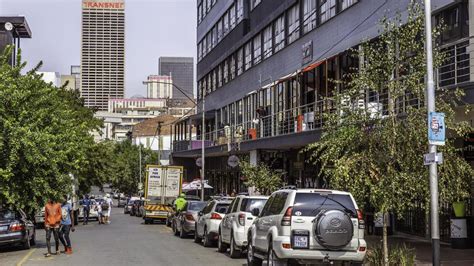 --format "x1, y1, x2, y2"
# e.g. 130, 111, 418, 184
383, 212, 389, 266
